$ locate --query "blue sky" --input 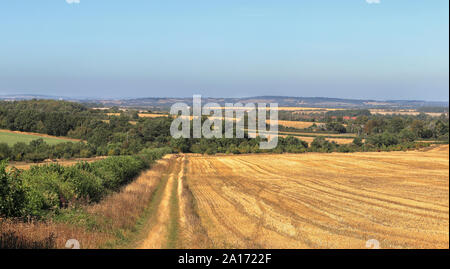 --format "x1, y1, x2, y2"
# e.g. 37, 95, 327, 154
0, 0, 448, 100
